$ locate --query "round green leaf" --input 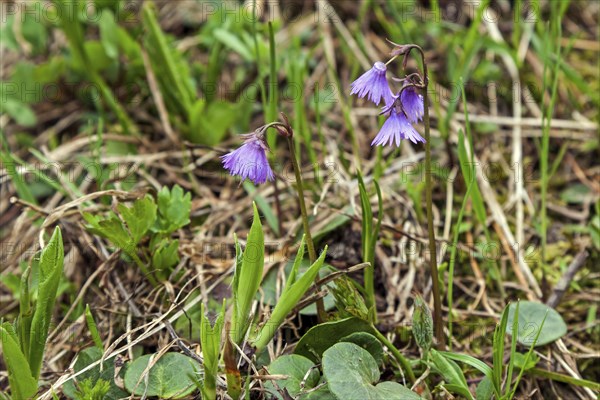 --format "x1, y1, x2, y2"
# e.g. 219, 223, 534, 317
295, 317, 375, 363
124, 353, 200, 398
265, 355, 320, 399
506, 301, 567, 346
322, 342, 422, 400
340, 332, 384, 365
